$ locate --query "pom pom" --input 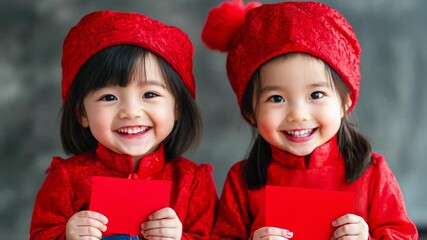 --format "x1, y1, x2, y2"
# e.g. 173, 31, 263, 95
201, 0, 261, 52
